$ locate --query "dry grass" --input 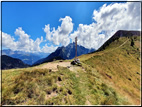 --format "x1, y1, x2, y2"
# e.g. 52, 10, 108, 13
2, 36, 140, 105
2, 65, 131, 105
82, 36, 141, 105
